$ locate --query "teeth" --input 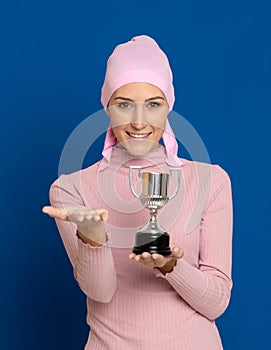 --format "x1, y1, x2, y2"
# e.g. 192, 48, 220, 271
129, 133, 149, 138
